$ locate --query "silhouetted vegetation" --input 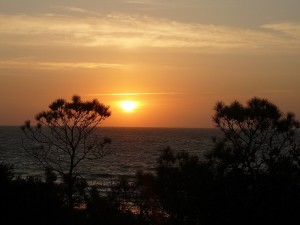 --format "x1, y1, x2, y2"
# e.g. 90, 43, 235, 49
21, 95, 111, 208
209, 97, 299, 176
0, 163, 70, 225
1, 97, 300, 224
0, 163, 149, 225
131, 97, 300, 225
